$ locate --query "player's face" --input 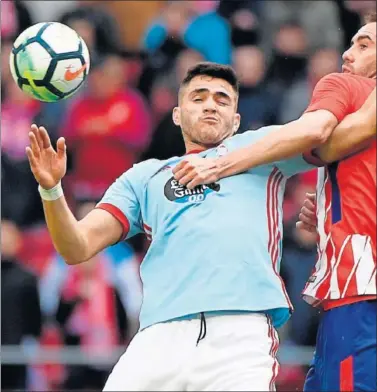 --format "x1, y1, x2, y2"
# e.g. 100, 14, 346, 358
342, 22, 376, 78
173, 76, 240, 147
